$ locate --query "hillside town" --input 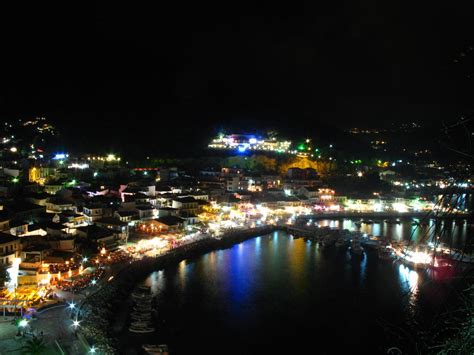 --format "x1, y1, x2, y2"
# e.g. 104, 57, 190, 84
0, 119, 472, 354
